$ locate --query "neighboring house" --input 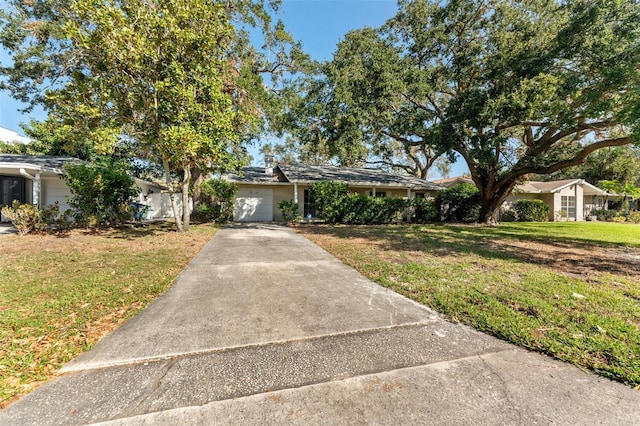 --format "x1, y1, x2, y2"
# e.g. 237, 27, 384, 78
0, 126, 31, 144
0, 154, 180, 221
505, 179, 611, 221
224, 163, 442, 222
